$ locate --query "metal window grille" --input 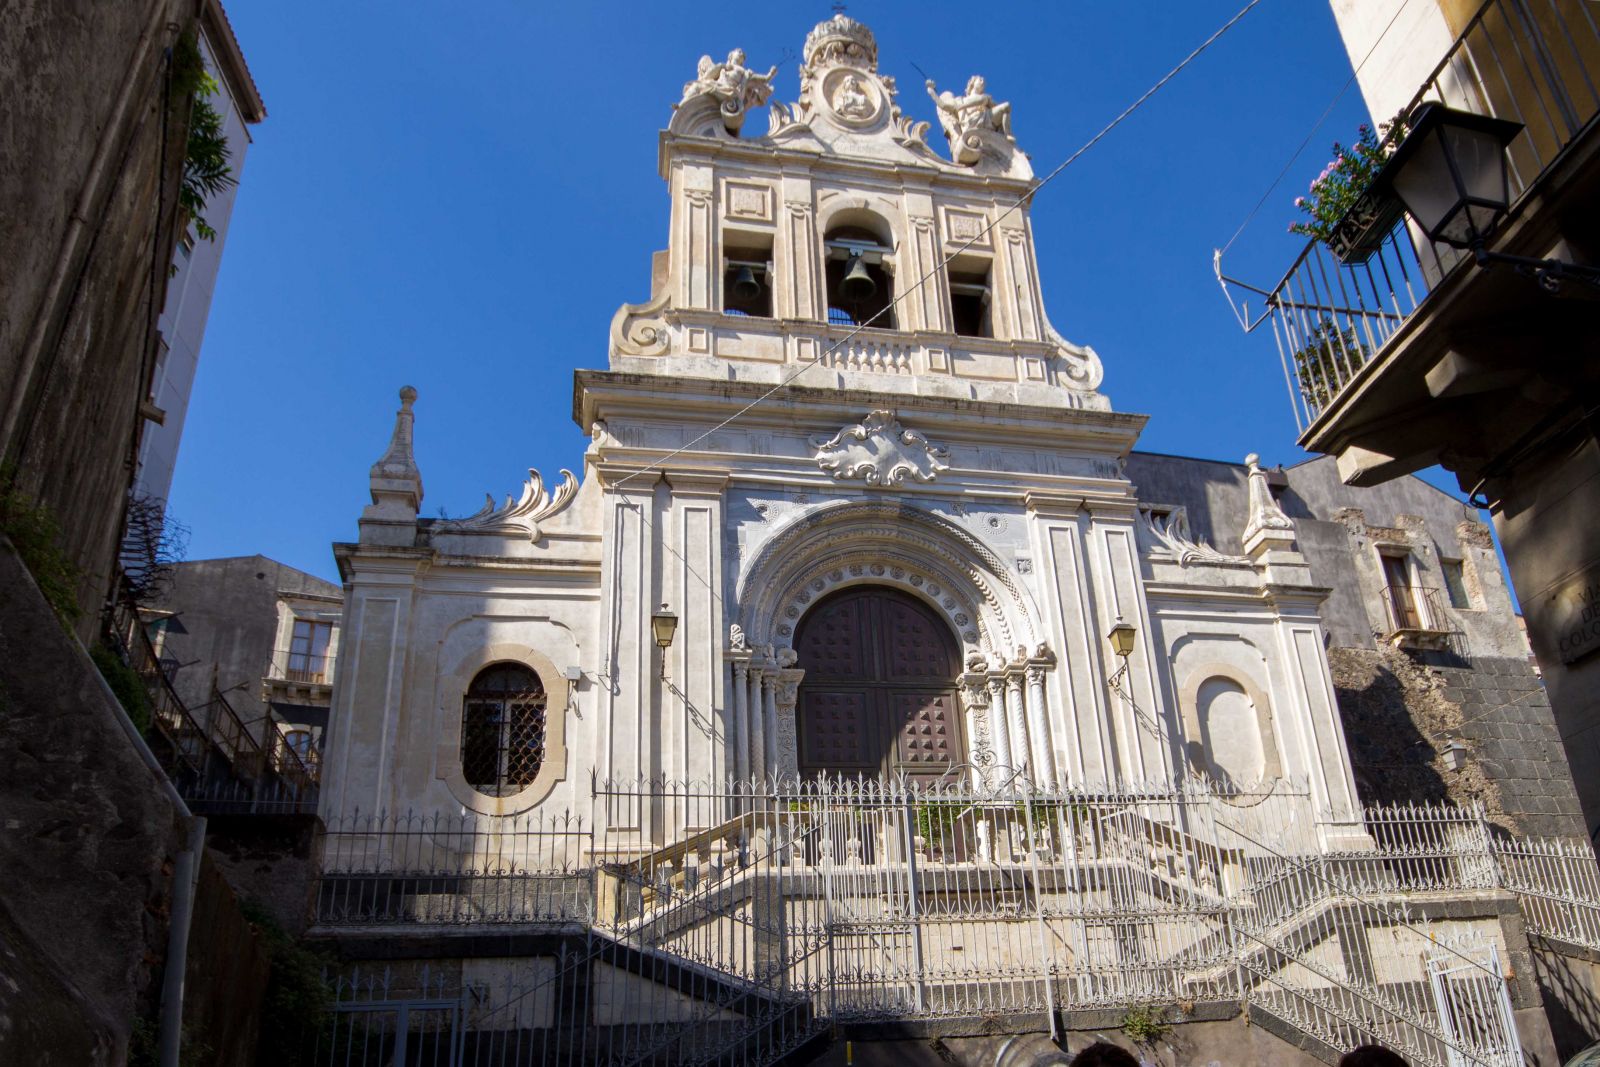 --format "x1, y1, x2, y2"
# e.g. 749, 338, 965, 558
461, 664, 547, 797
